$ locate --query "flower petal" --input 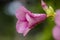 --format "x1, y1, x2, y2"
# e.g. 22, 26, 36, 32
29, 13, 46, 17
16, 20, 28, 33
53, 25, 60, 40
16, 6, 30, 21
55, 10, 60, 26
26, 13, 46, 28
23, 27, 31, 36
